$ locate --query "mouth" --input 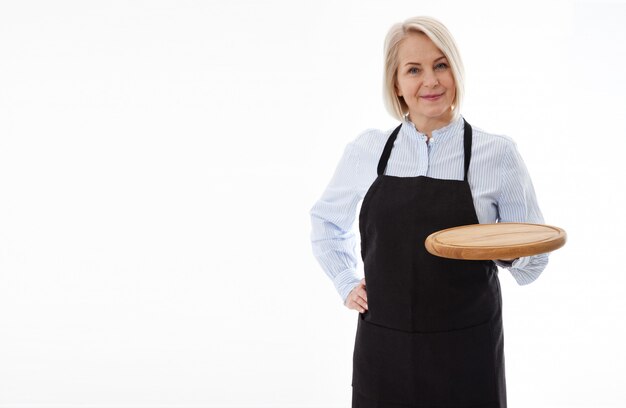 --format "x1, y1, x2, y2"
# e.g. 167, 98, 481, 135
421, 93, 444, 101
